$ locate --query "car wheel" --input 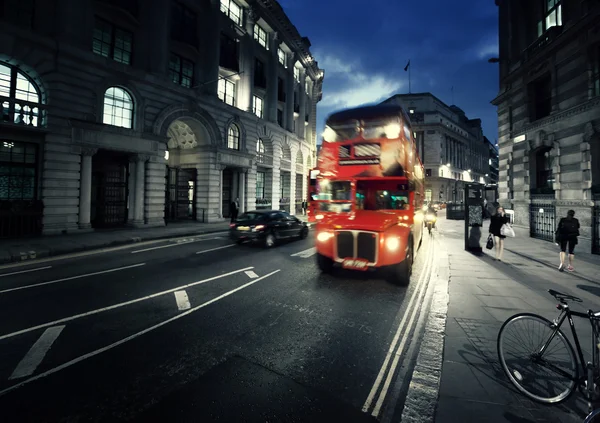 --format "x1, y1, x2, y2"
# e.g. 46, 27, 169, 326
386, 240, 413, 286
264, 232, 276, 248
299, 226, 309, 239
